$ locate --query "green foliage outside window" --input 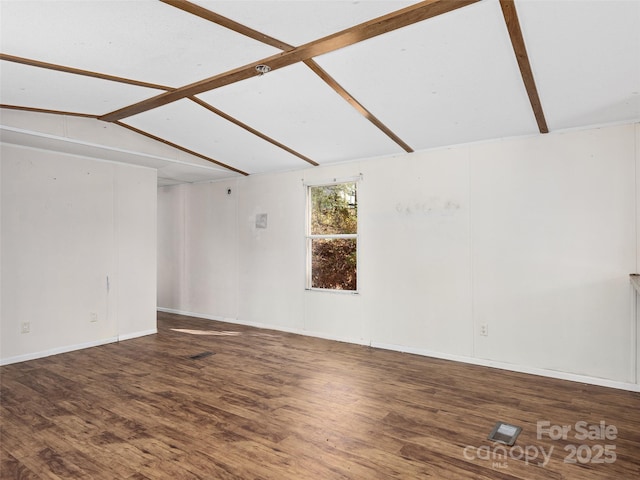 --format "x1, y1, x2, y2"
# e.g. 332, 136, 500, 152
308, 182, 357, 291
